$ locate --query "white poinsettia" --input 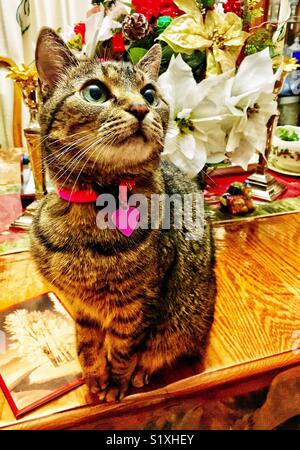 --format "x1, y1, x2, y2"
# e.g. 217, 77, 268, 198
60, 26, 77, 43
225, 48, 280, 169
159, 50, 280, 176
83, 3, 129, 58
158, 55, 231, 177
